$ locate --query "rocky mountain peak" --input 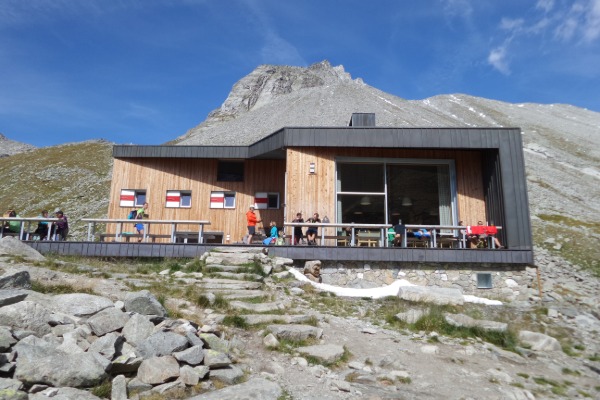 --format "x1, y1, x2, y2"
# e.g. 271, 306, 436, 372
0, 132, 36, 158
207, 60, 358, 122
